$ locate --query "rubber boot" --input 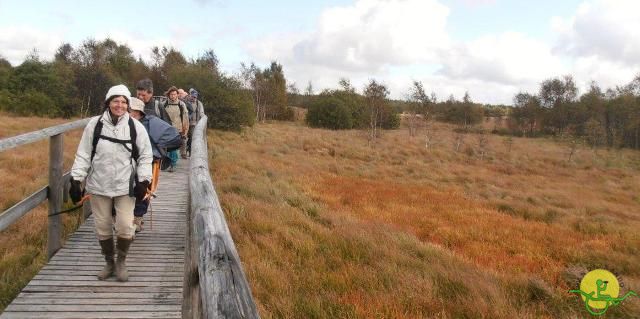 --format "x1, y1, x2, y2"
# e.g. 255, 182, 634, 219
97, 239, 115, 280
133, 216, 143, 233
115, 237, 133, 282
